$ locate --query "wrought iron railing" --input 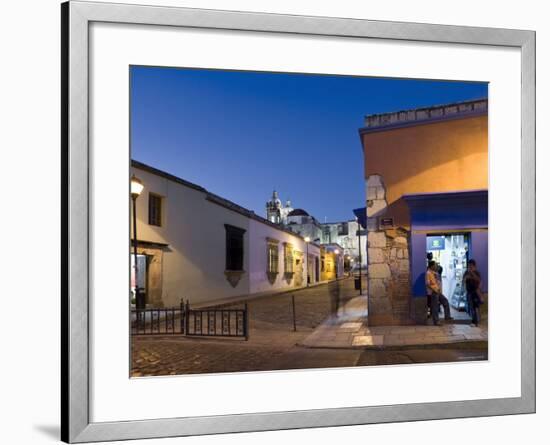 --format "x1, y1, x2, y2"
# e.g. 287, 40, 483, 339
131, 299, 248, 340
